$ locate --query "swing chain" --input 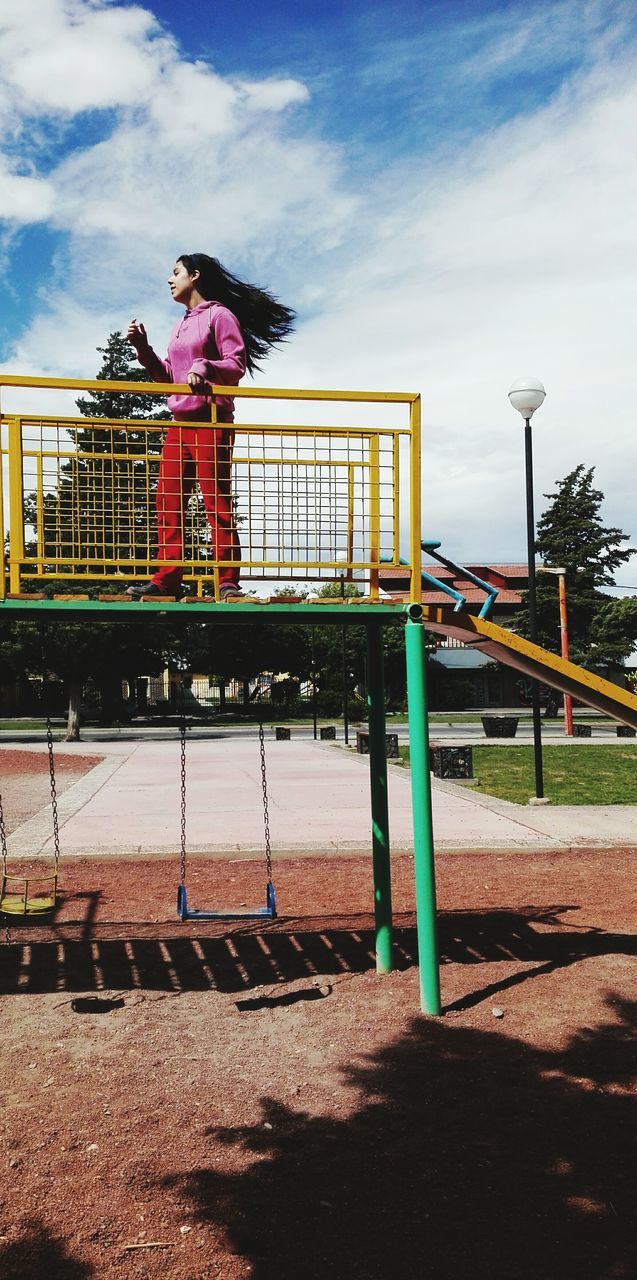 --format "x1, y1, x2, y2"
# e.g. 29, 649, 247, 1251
46, 715, 61, 874
259, 721, 273, 883
0, 792, 10, 945
0, 790, 7, 871
179, 716, 187, 887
